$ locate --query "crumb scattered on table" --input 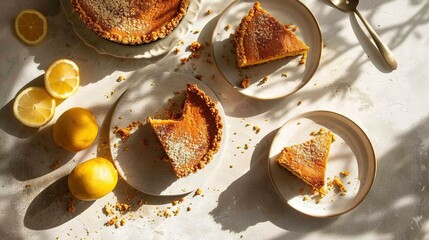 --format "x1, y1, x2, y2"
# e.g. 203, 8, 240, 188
117, 76, 126, 82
